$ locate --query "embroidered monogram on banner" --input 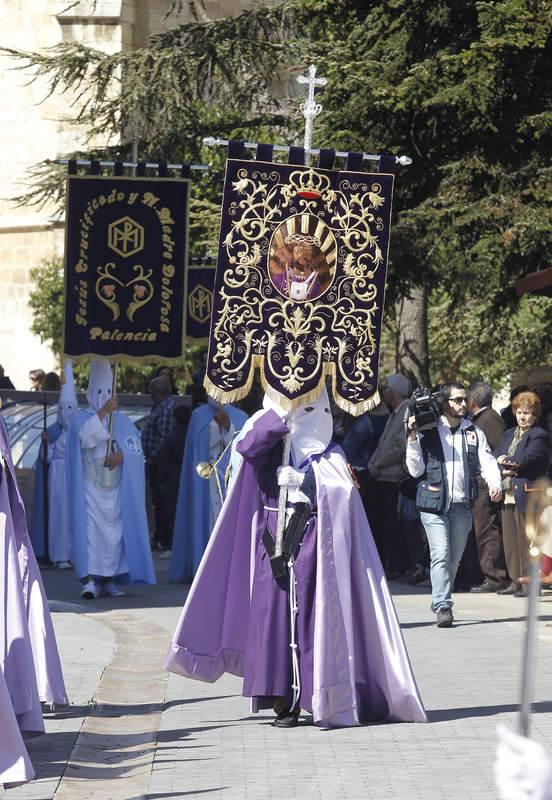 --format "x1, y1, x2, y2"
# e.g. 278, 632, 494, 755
205, 159, 394, 414
63, 175, 189, 362
186, 265, 216, 342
